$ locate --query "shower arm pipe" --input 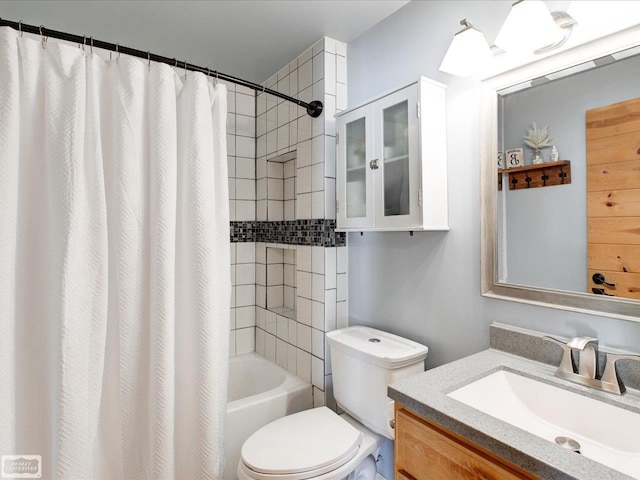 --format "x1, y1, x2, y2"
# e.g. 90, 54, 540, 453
0, 18, 324, 118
